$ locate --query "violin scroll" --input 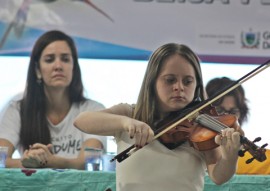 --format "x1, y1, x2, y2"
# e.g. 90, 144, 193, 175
238, 136, 268, 163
